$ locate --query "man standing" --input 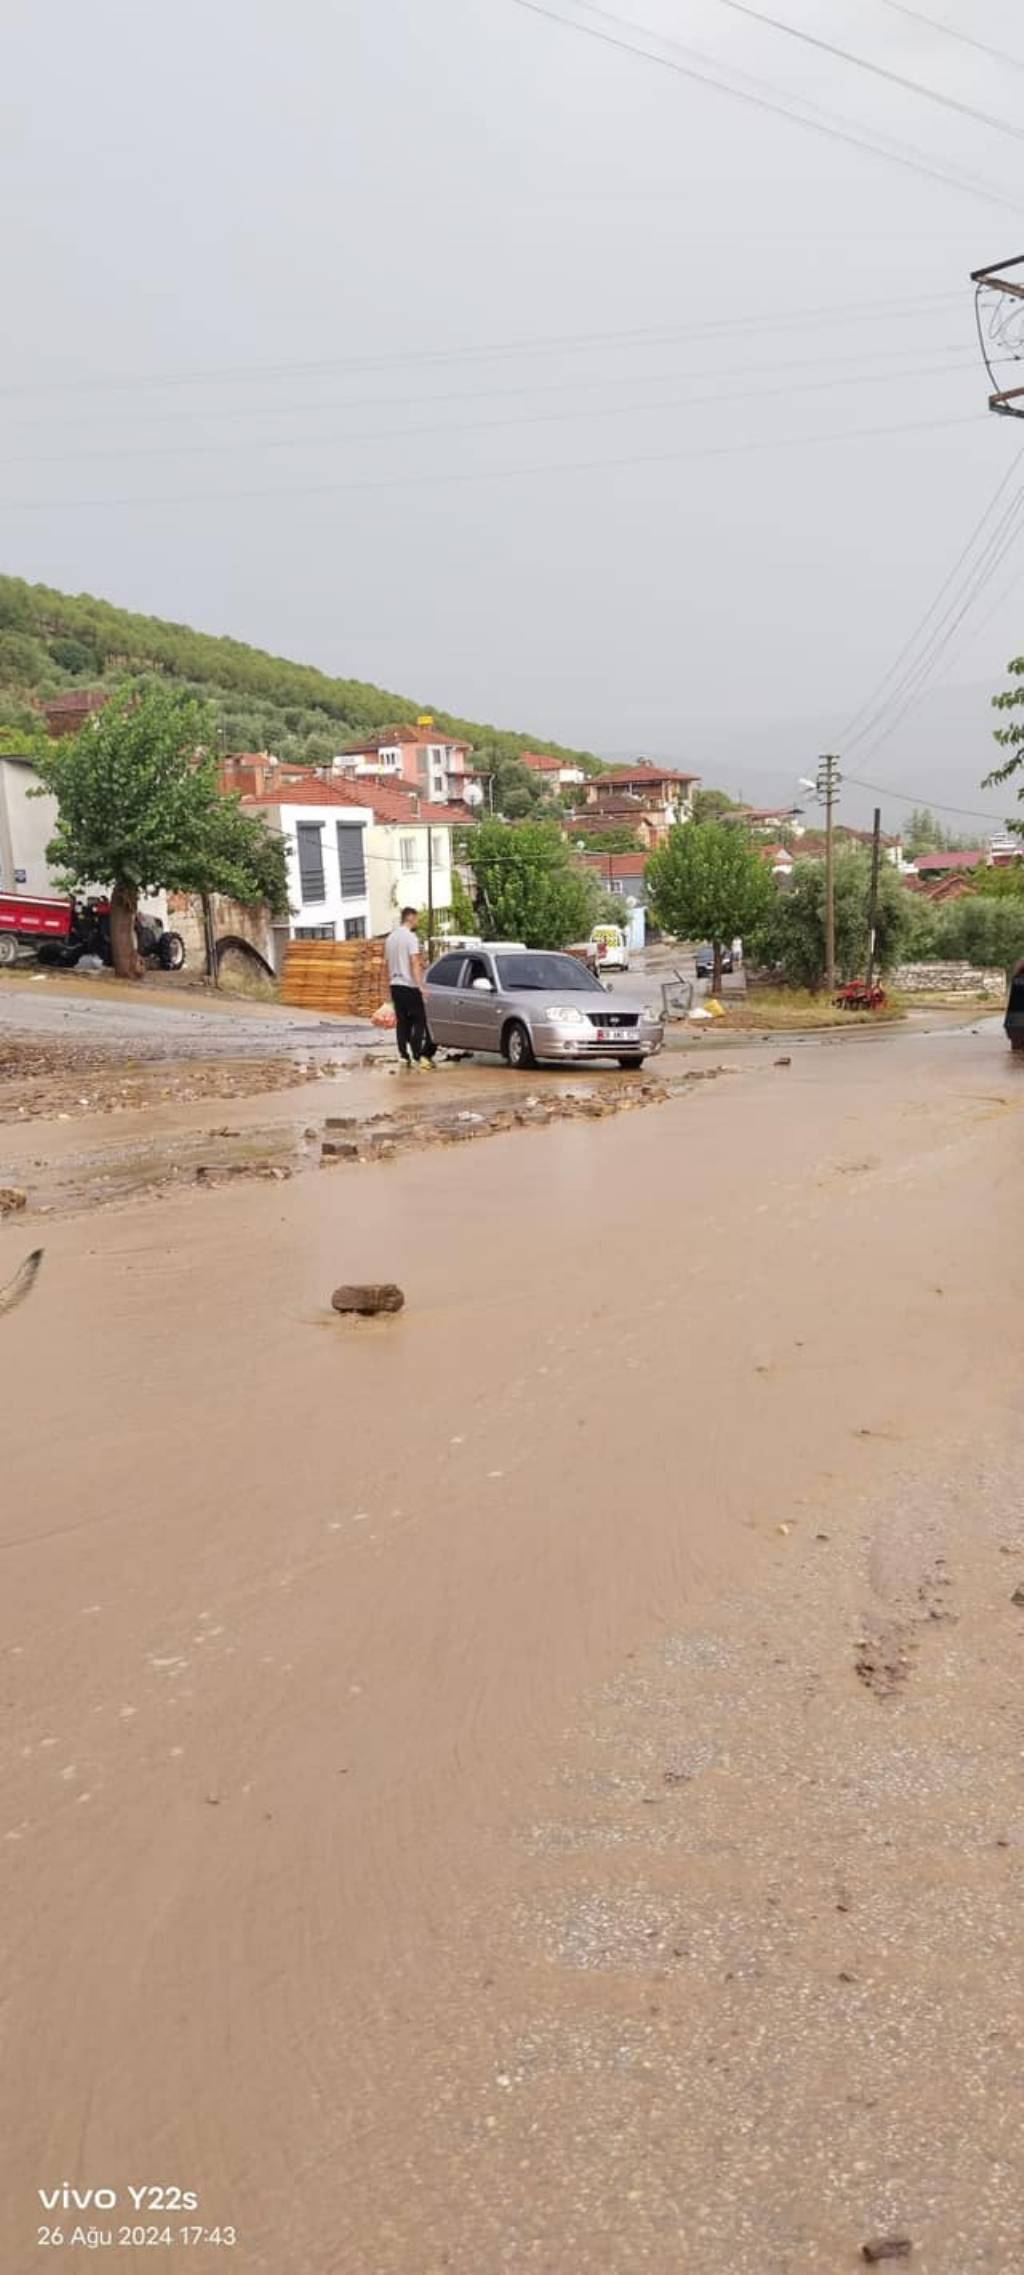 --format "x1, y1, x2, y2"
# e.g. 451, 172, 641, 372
385, 908, 436, 1070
